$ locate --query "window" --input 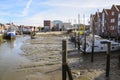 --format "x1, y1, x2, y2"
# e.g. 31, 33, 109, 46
101, 47, 103, 50
111, 19, 112, 23
119, 13, 120, 17
102, 26, 104, 32
112, 47, 115, 49
113, 19, 115, 22
119, 18, 120, 21
111, 26, 115, 30
111, 11, 114, 16
102, 13, 105, 21
118, 13, 120, 21
111, 18, 115, 23
118, 13, 120, 23
118, 25, 120, 30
